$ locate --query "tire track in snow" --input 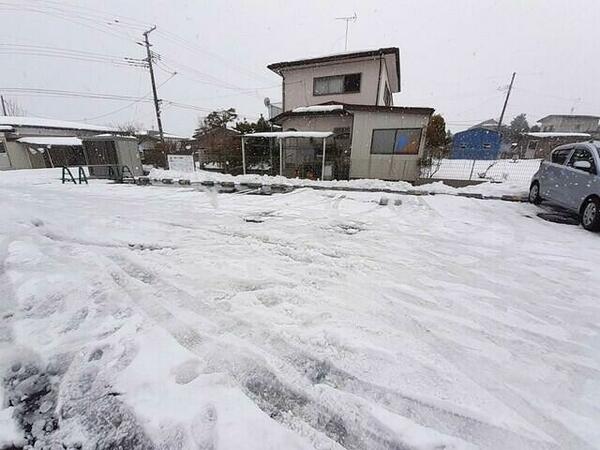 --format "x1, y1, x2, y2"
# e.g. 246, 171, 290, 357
104, 250, 558, 449
104, 252, 419, 450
